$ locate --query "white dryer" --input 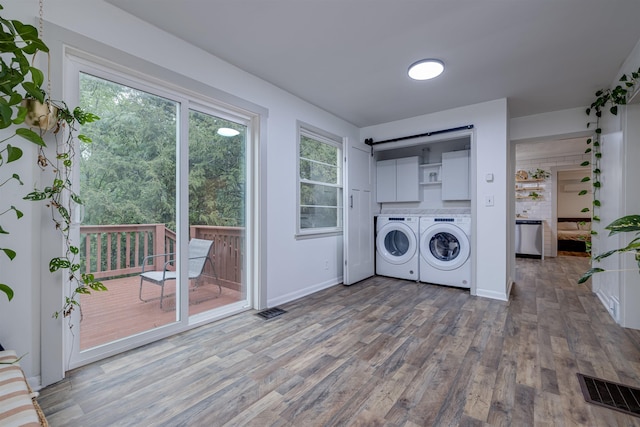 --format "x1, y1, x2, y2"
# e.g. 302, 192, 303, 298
419, 216, 471, 288
376, 216, 419, 281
